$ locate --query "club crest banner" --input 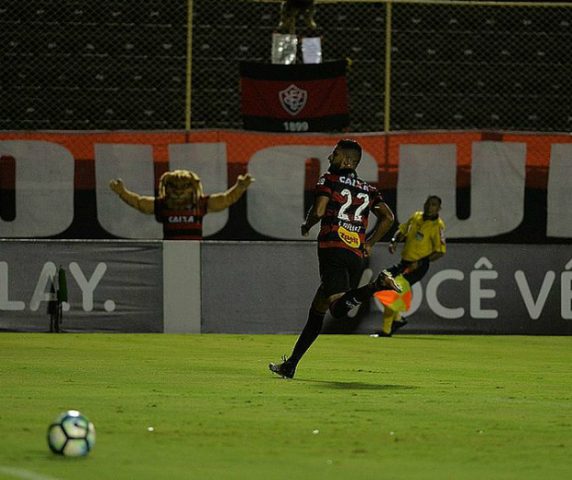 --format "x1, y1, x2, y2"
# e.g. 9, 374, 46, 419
279, 84, 308, 116
239, 60, 349, 132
